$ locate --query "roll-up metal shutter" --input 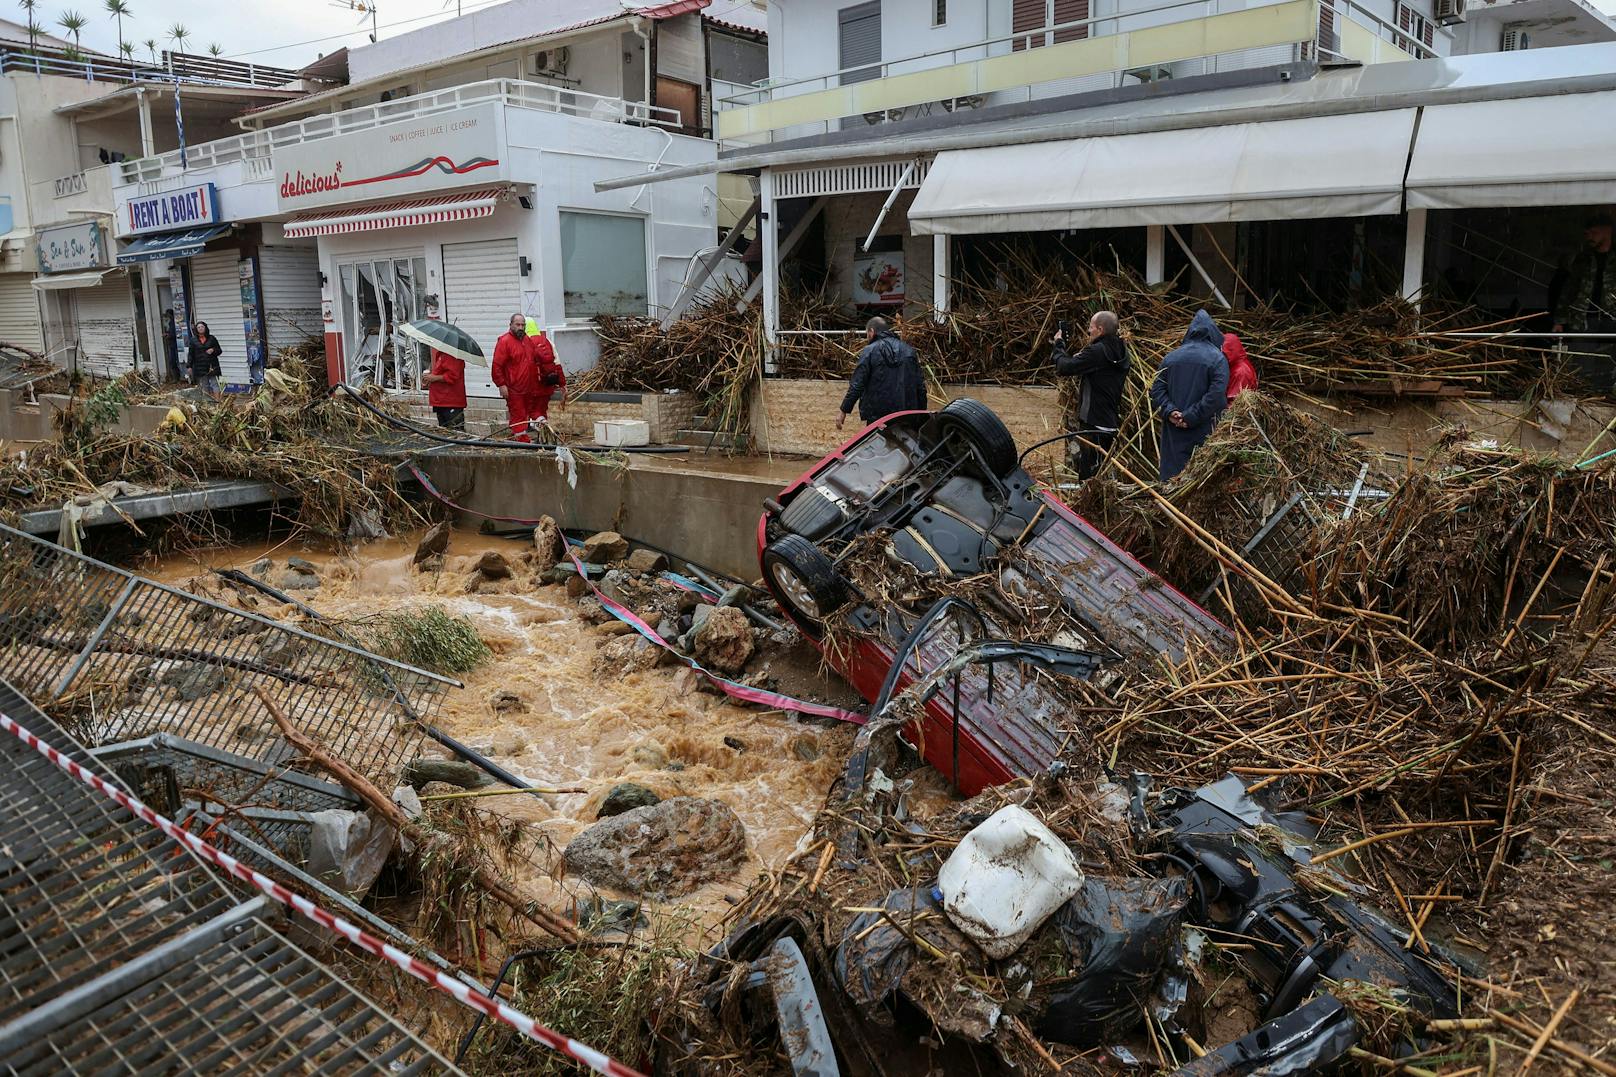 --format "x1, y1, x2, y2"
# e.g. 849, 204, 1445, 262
0, 273, 44, 353
442, 238, 520, 397
258, 246, 323, 355
73, 279, 137, 379
190, 250, 250, 386
838, 2, 882, 85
